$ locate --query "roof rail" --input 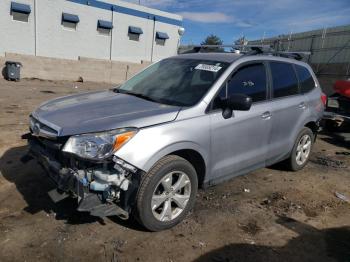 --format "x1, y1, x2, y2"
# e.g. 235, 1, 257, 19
181, 44, 270, 54
271, 51, 312, 61
179, 45, 311, 61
